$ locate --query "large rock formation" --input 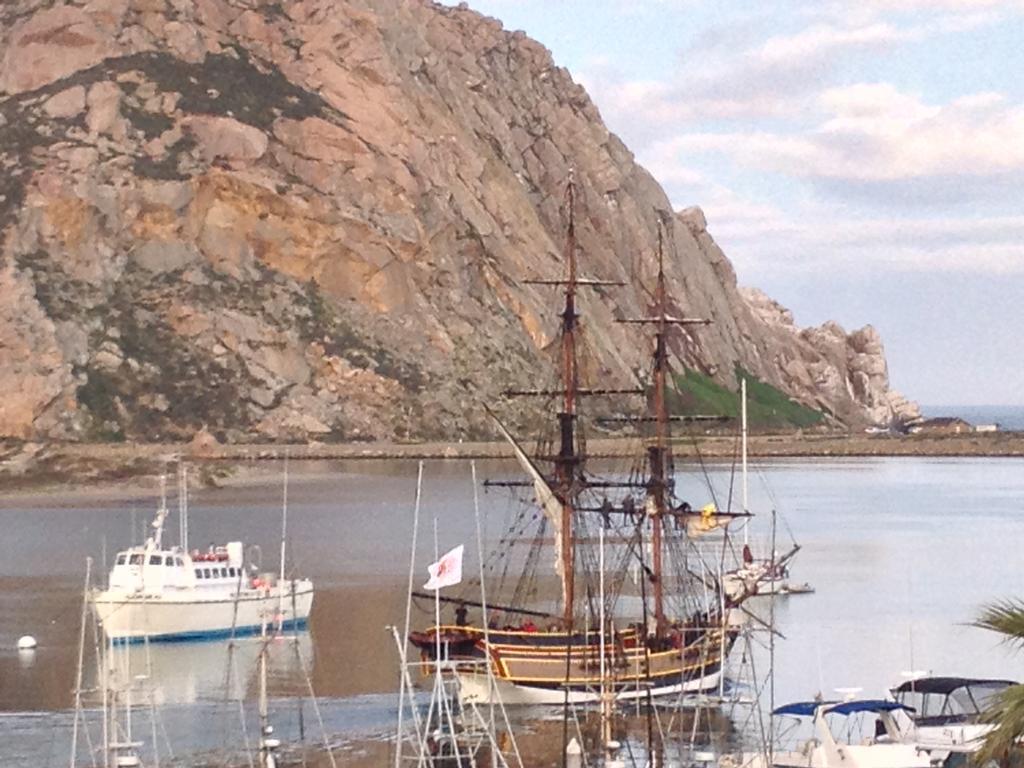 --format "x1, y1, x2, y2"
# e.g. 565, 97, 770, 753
0, 0, 917, 443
